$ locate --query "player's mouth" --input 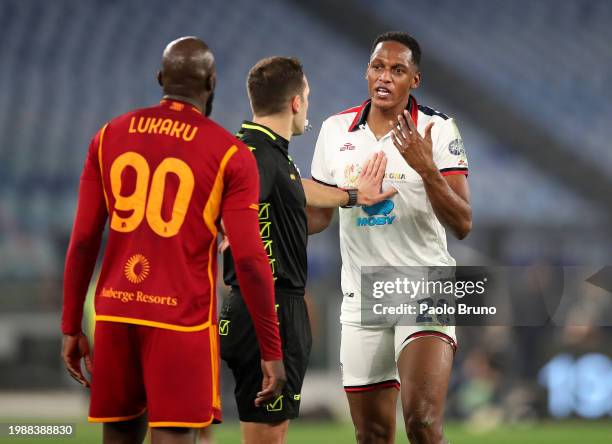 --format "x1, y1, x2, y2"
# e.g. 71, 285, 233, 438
374, 87, 392, 99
